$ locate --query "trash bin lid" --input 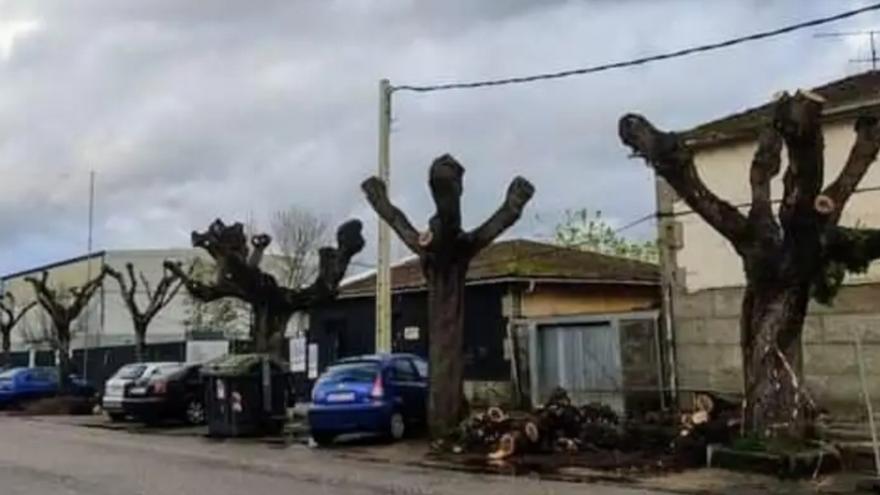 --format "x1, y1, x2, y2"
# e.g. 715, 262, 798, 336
201, 353, 289, 377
